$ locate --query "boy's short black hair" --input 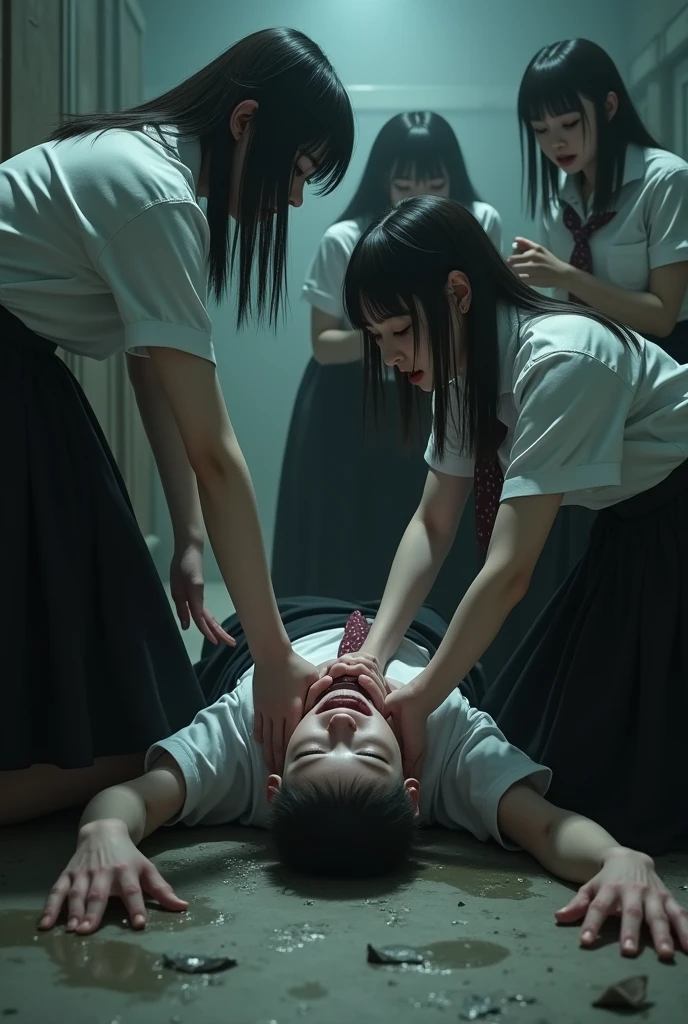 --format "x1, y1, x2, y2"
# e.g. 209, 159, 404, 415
269, 779, 417, 877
